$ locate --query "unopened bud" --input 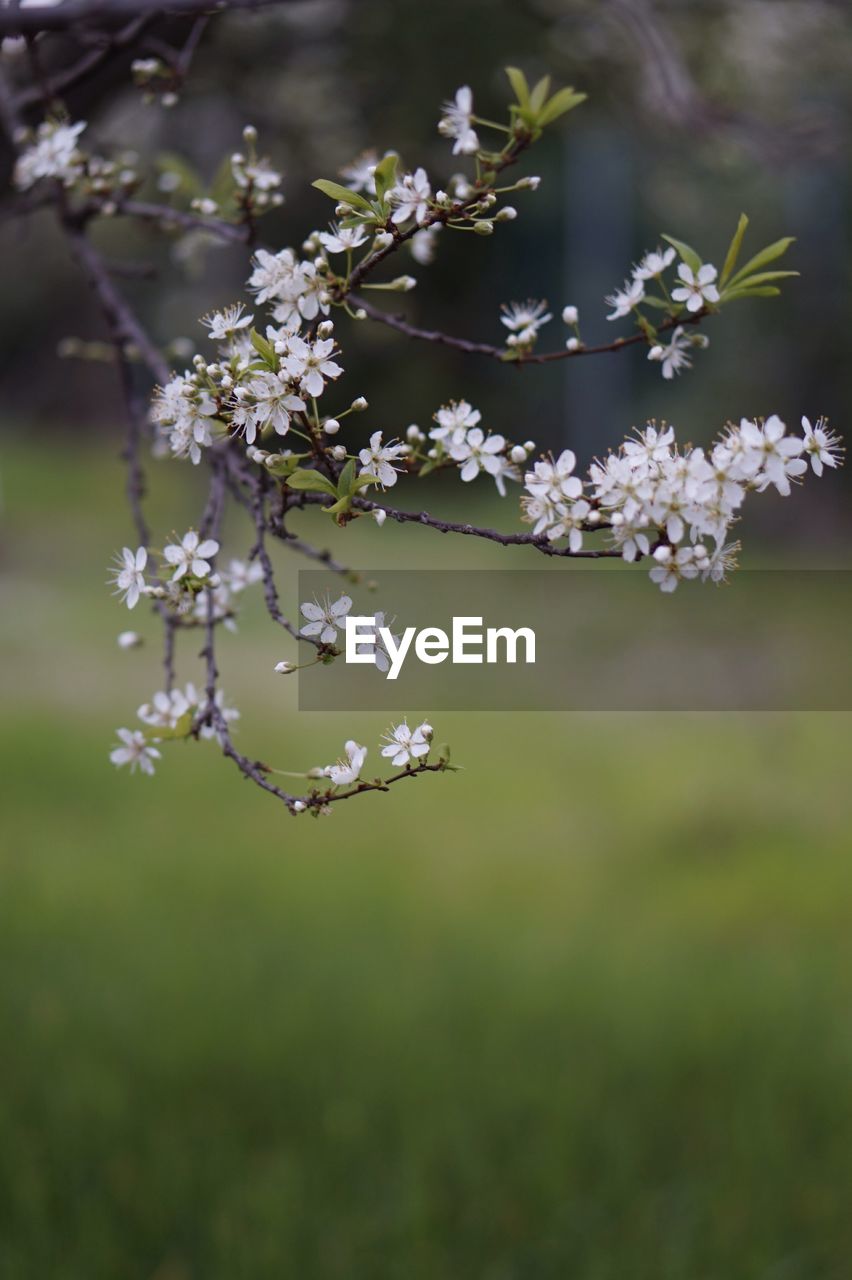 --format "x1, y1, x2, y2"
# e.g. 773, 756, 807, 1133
323, 418, 340, 435
117, 630, 142, 649
374, 231, 393, 249
473, 220, 494, 236
373, 508, 387, 527
518, 175, 541, 190
495, 206, 517, 222
292, 800, 306, 812
565, 337, 580, 352
317, 320, 334, 338
330, 445, 346, 461
653, 545, 672, 563
274, 660, 295, 674
242, 124, 258, 145
351, 396, 368, 412
510, 445, 527, 464
562, 305, 579, 325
